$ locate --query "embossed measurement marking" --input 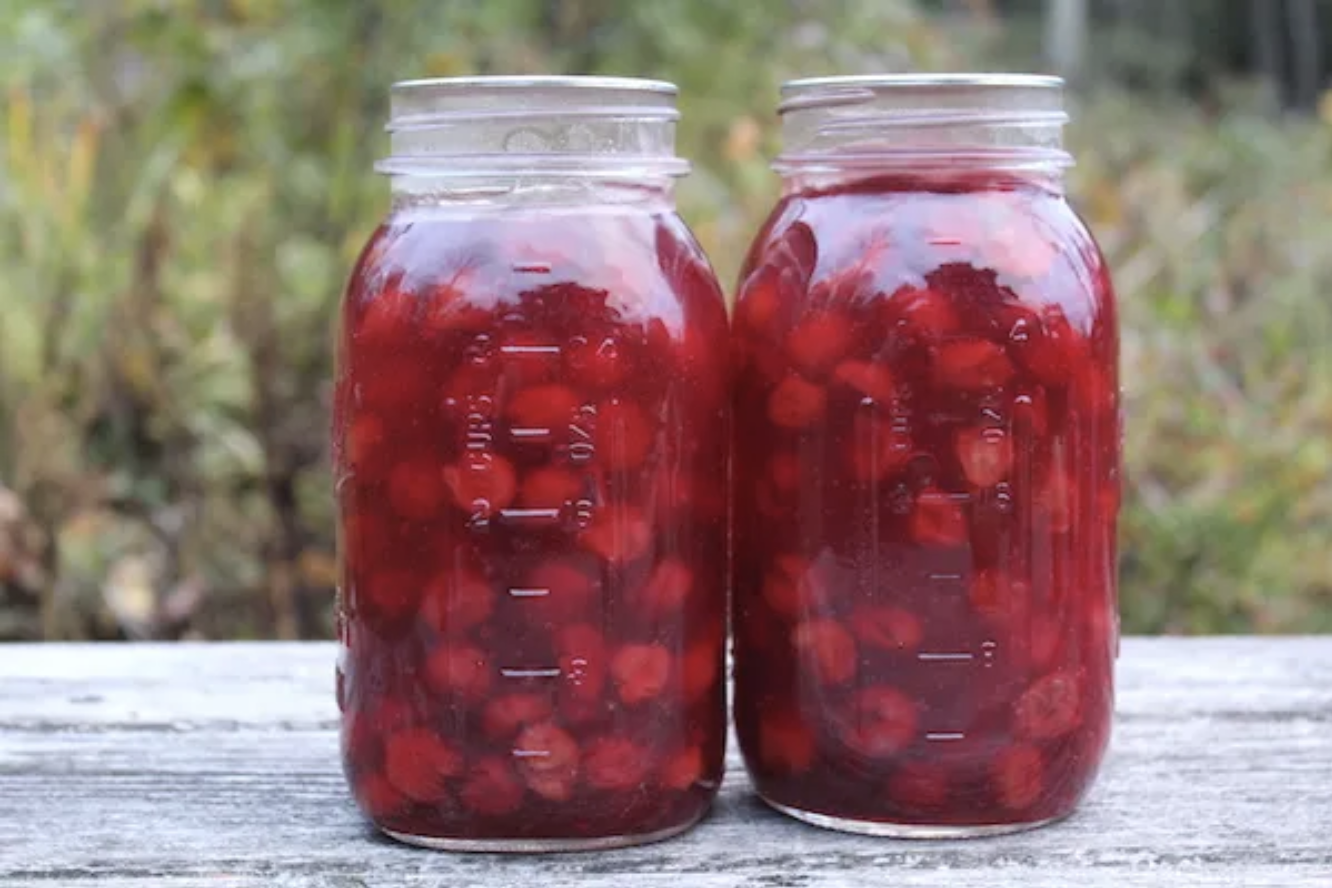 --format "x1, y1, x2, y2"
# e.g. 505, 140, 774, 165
498, 507, 563, 525
509, 426, 553, 440
508, 587, 551, 599
499, 344, 562, 357
499, 667, 562, 679
916, 652, 975, 663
